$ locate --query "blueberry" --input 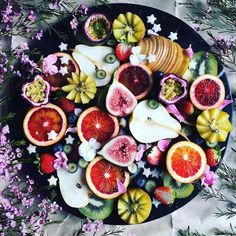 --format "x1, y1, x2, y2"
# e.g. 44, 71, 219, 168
53, 144, 63, 152
191, 135, 204, 145
68, 113, 77, 124
153, 71, 164, 80
136, 175, 146, 188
